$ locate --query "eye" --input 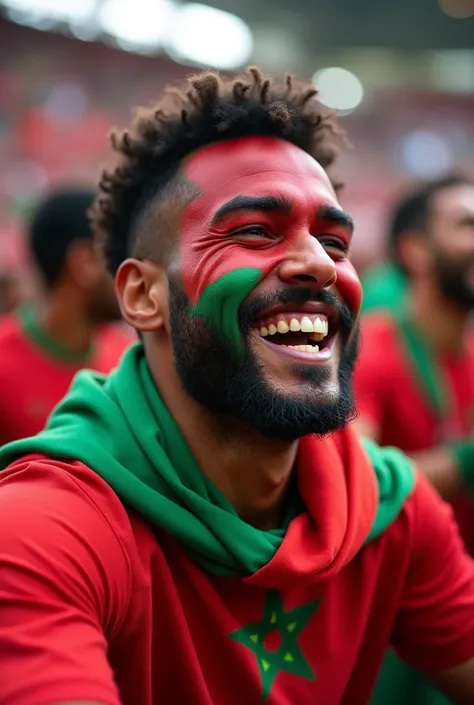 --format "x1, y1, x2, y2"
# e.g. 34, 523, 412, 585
319, 236, 349, 254
233, 225, 268, 237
